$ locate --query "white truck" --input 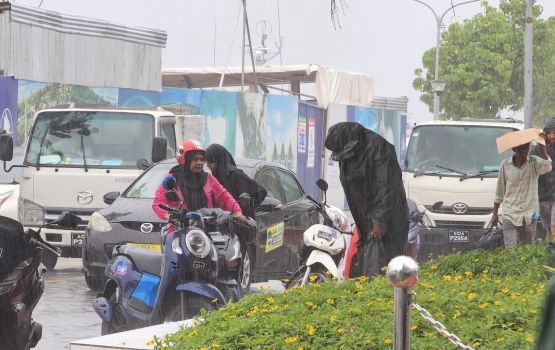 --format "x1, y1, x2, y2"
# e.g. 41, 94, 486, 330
0, 105, 182, 269
402, 119, 523, 258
